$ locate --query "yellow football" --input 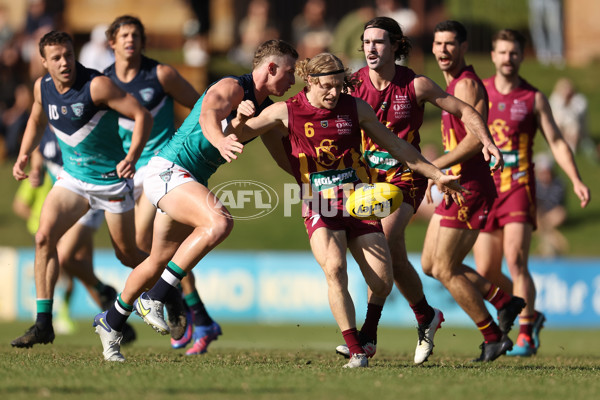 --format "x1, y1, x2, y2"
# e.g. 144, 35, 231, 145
346, 182, 403, 220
